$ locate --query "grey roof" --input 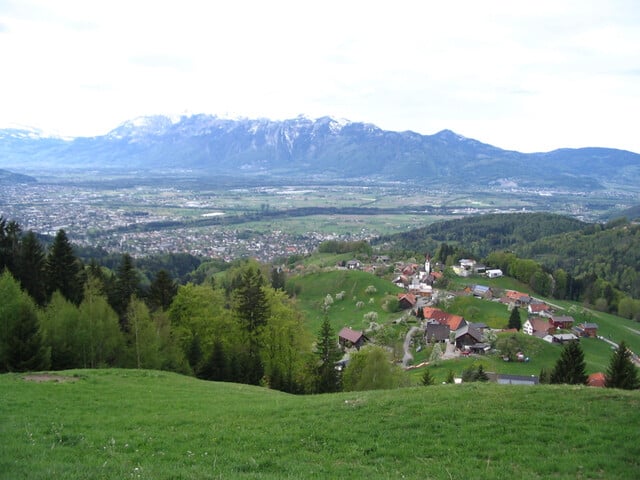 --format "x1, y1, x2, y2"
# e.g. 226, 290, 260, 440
472, 285, 491, 294
425, 323, 450, 342
455, 324, 483, 342
497, 374, 539, 385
